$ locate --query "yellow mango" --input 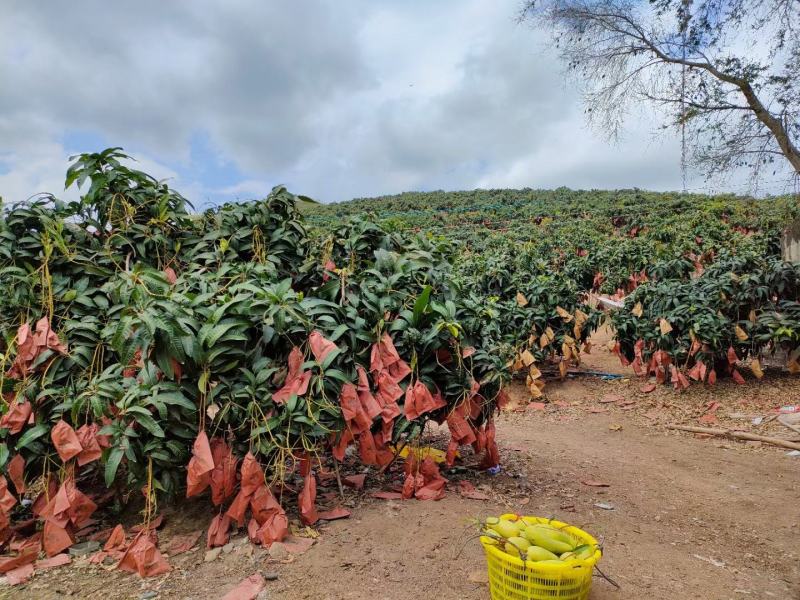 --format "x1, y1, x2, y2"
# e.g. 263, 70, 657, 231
489, 519, 521, 540
559, 551, 576, 560
526, 545, 559, 562
523, 526, 575, 554
504, 536, 531, 557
